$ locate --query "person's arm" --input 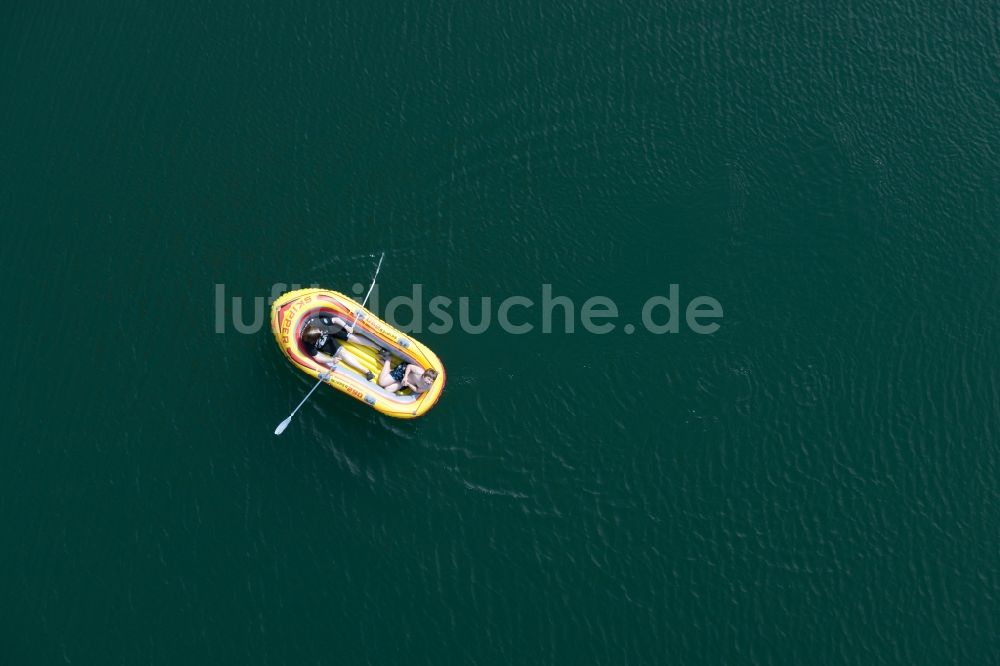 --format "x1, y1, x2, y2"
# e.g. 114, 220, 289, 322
402, 365, 428, 393
314, 351, 339, 367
